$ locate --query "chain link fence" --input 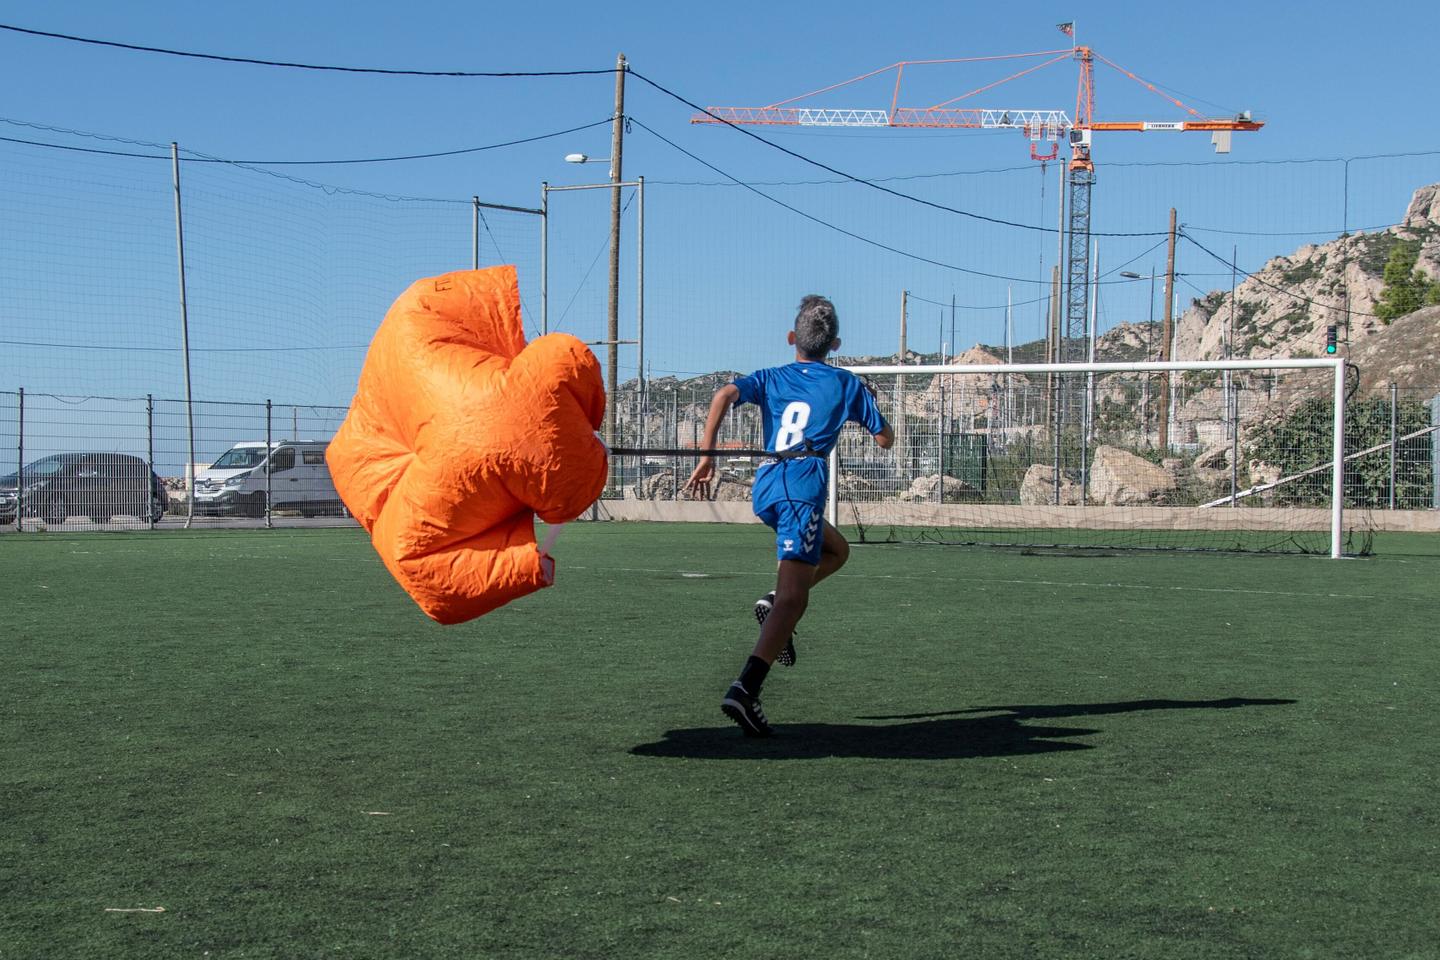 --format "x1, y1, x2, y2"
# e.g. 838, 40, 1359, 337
4, 376, 1437, 545
1, 390, 350, 530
